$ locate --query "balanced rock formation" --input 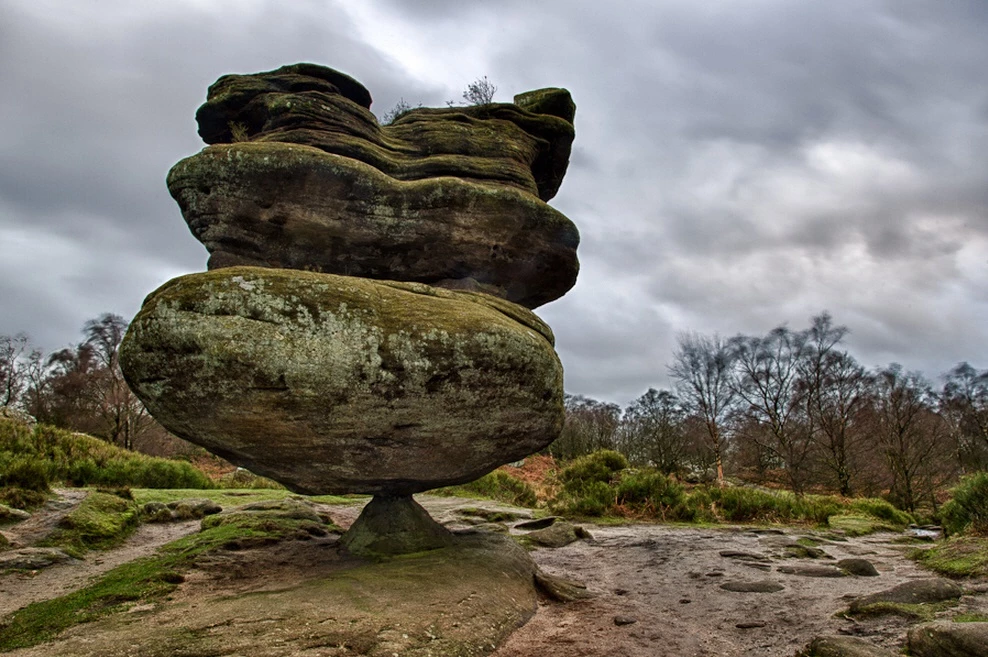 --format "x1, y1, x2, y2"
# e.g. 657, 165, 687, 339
167, 63, 579, 309
121, 63, 580, 555
121, 267, 563, 495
